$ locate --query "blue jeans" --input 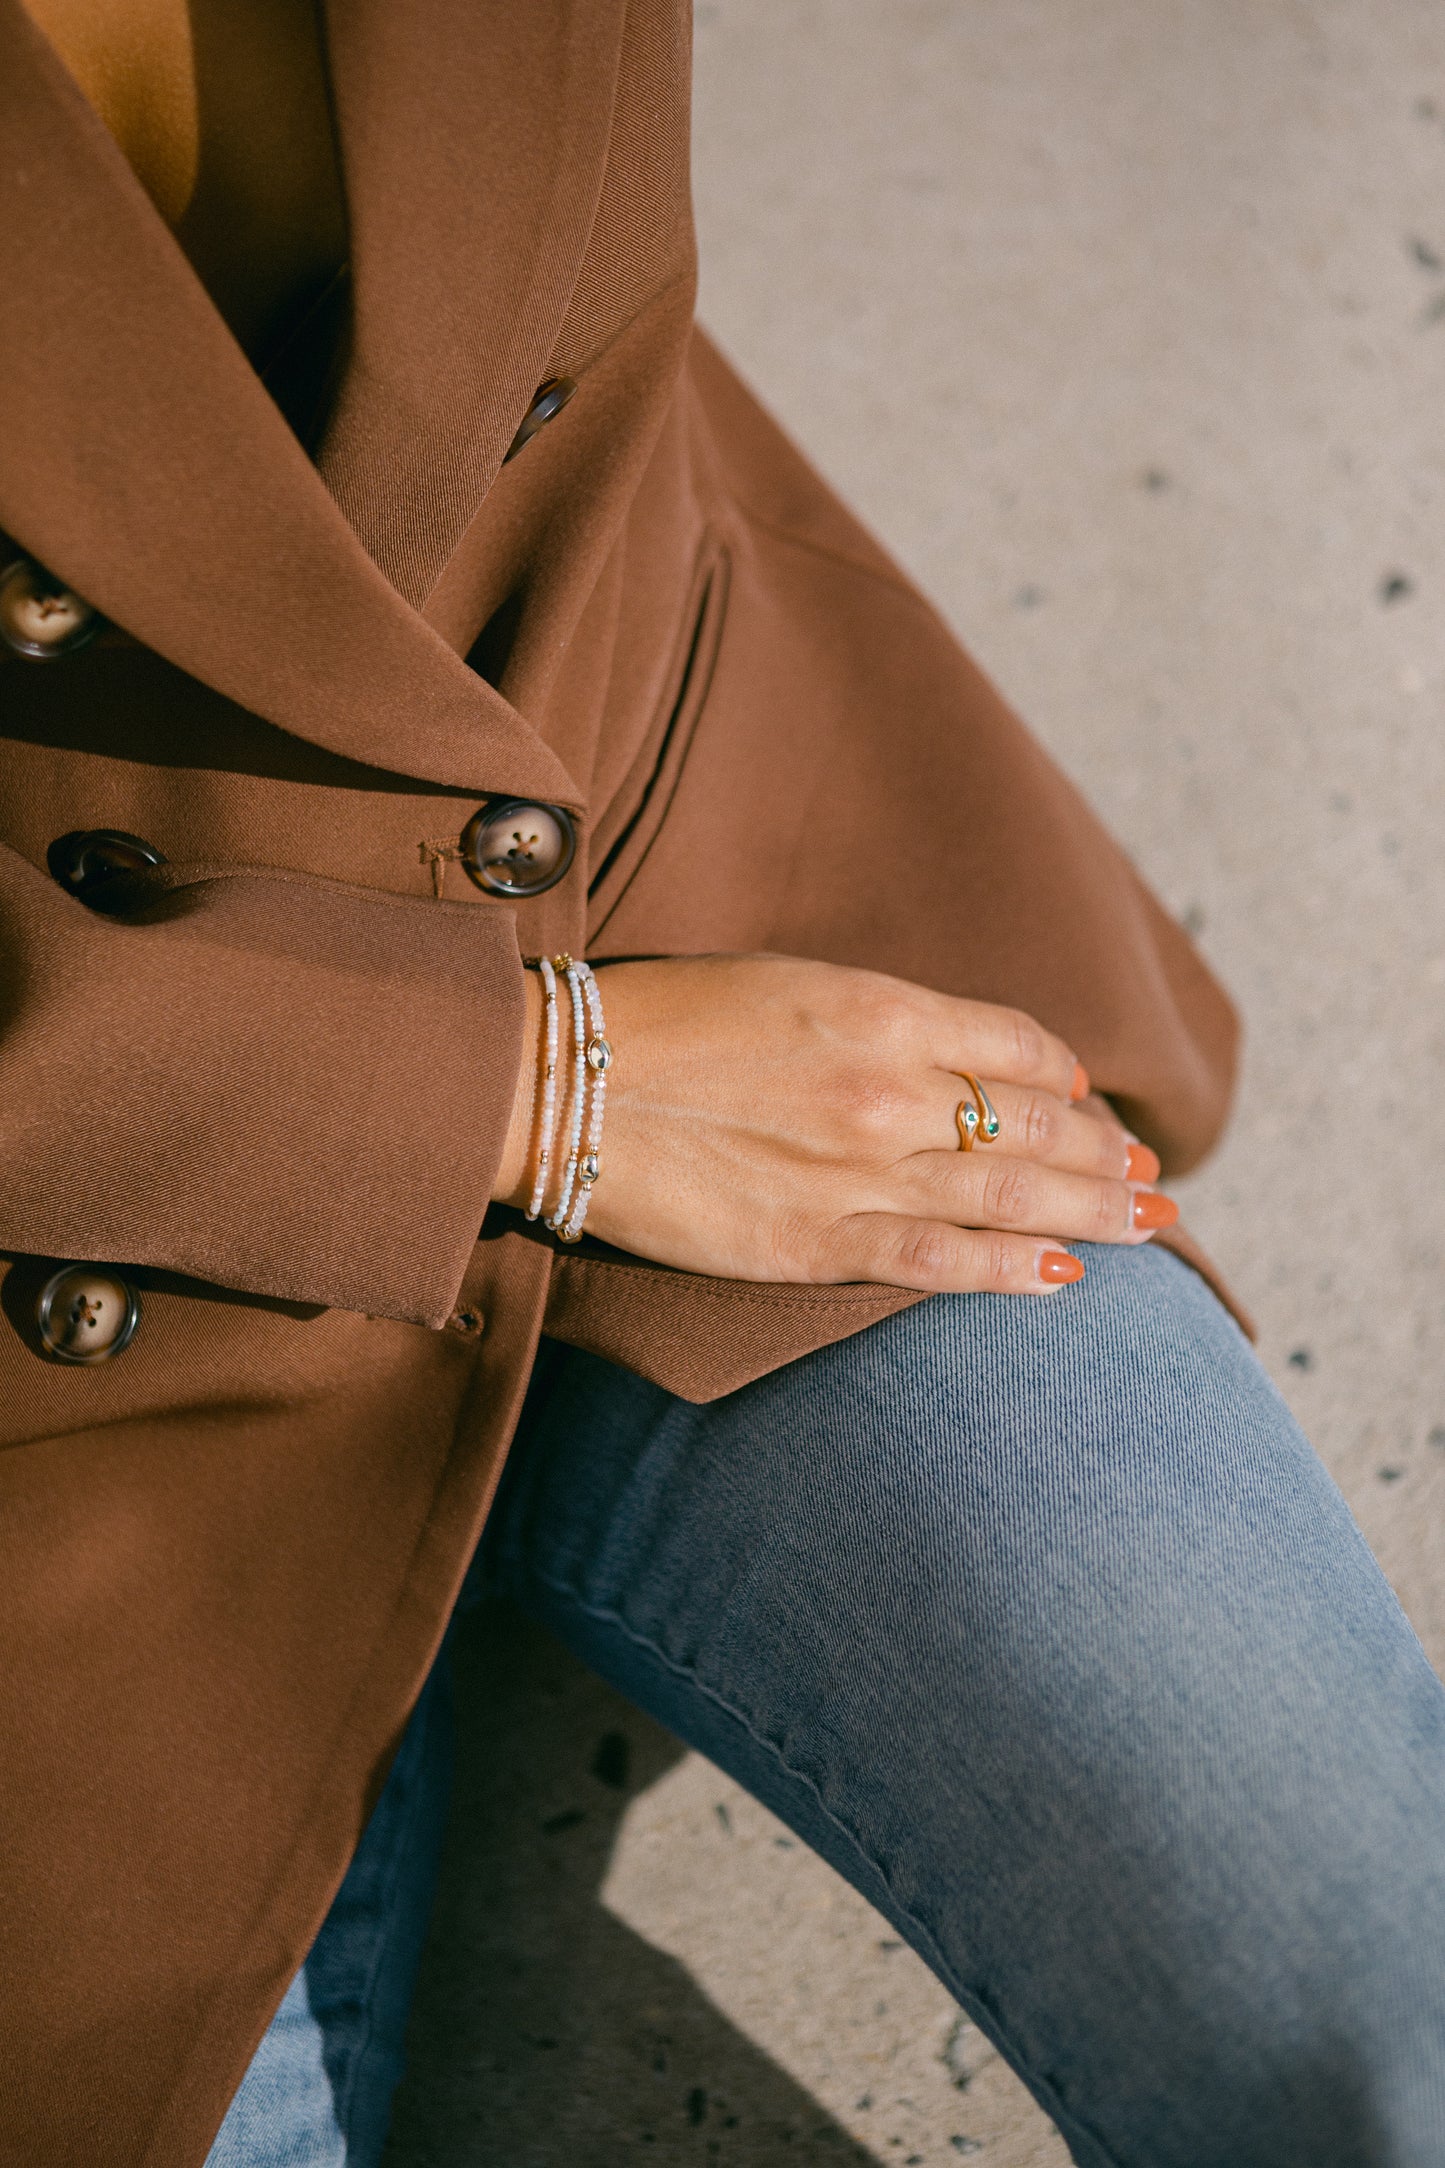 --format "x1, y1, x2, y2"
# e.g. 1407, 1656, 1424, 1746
208, 1246, 1445, 2167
